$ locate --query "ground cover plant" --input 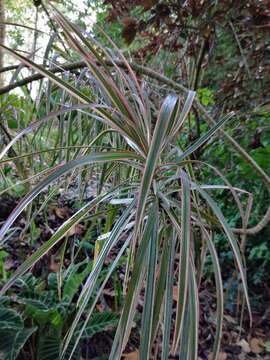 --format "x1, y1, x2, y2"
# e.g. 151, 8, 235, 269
0, 1, 270, 359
